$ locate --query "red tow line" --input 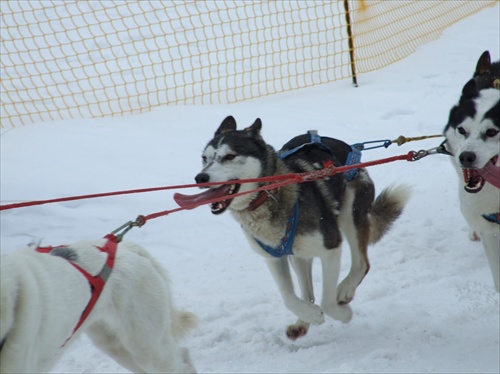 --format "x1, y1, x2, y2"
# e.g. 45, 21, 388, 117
2, 152, 420, 240
112, 152, 416, 235
1, 152, 414, 216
